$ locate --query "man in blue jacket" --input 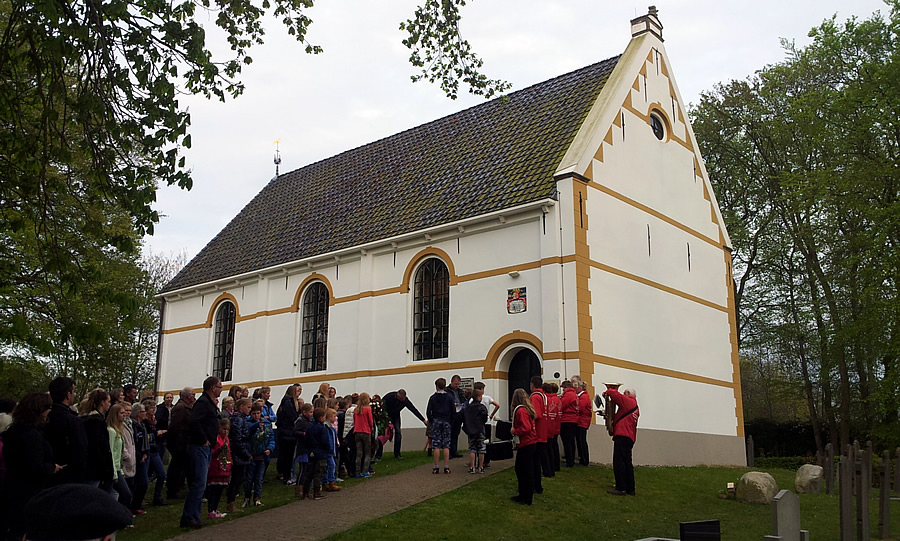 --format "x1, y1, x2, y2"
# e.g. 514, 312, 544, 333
180, 376, 222, 529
